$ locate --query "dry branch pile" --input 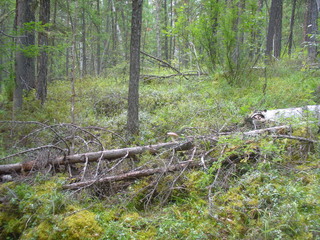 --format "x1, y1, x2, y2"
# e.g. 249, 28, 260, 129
0, 119, 318, 201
